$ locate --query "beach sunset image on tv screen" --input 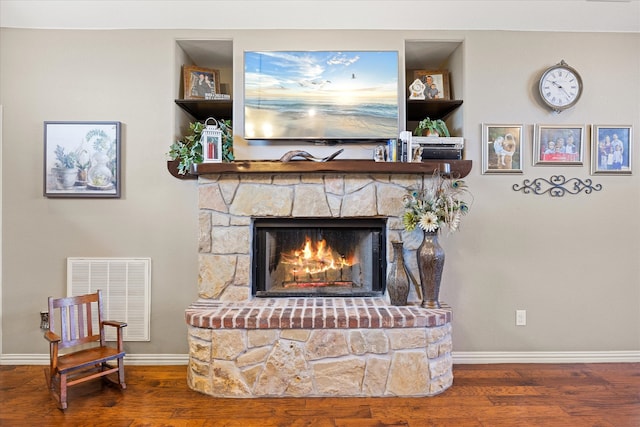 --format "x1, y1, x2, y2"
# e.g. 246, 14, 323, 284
244, 51, 399, 141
